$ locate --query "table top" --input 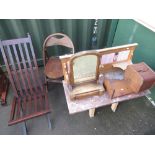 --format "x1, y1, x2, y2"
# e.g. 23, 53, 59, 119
62, 80, 151, 114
